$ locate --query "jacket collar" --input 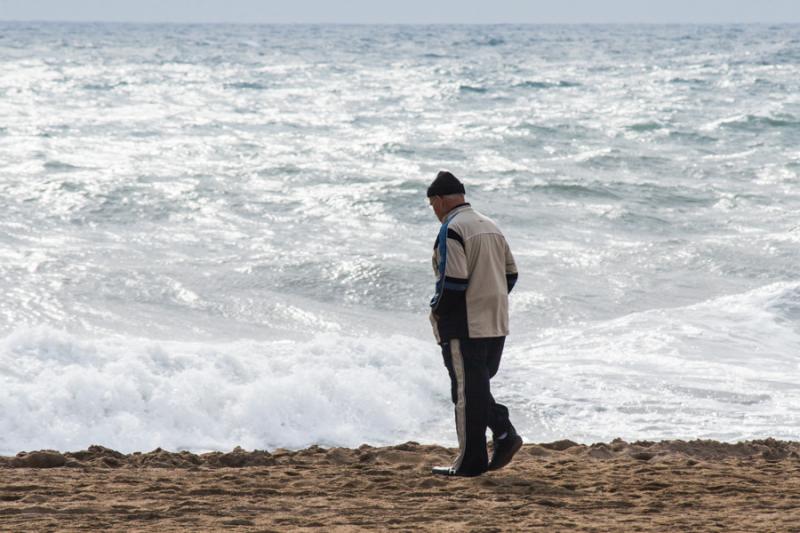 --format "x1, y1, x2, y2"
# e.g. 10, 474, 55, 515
444, 202, 471, 221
